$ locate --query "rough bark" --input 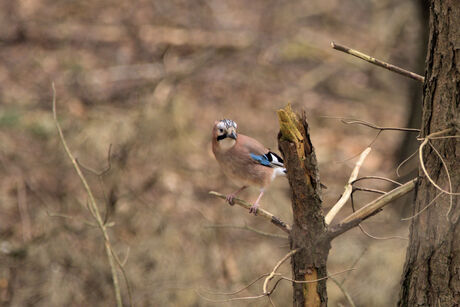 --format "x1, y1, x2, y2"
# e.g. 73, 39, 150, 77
398, 1, 460, 306
277, 106, 328, 307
